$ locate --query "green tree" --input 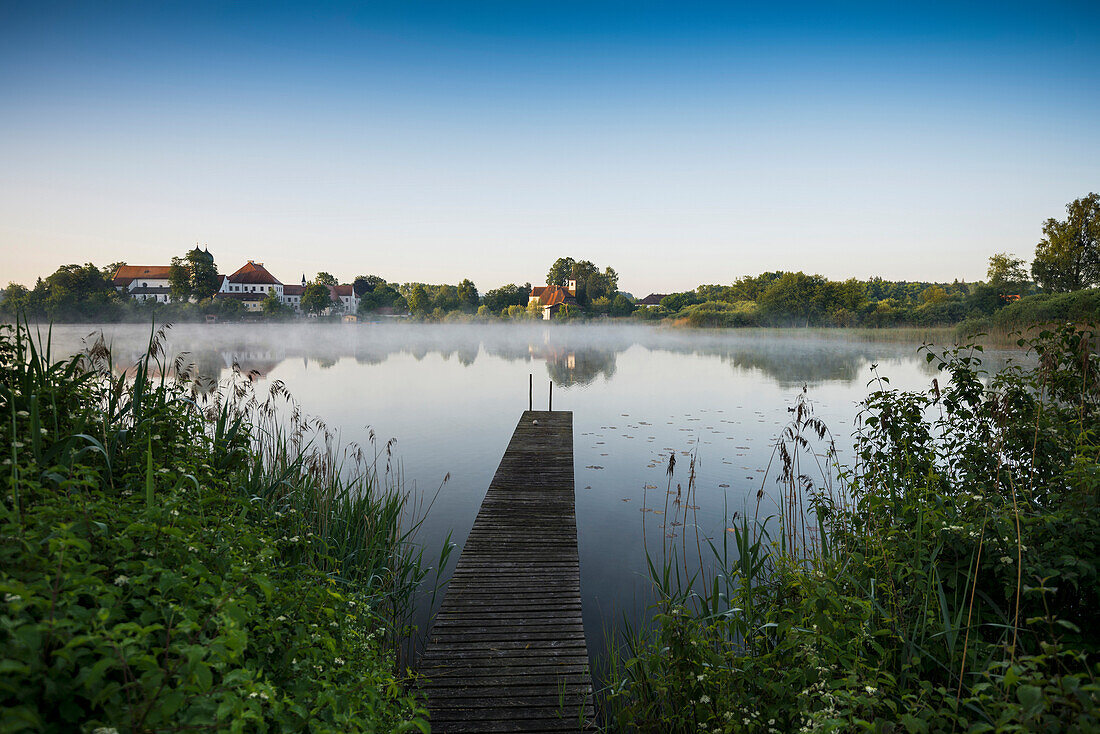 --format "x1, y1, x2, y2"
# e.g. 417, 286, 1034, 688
261, 288, 293, 319
505, 304, 529, 320
315, 272, 338, 287
353, 275, 387, 297
609, 294, 635, 317
546, 258, 577, 287
1031, 193, 1100, 292
555, 303, 579, 321
457, 278, 479, 311
987, 253, 1030, 291
407, 283, 430, 316
168, 257, 191, 301
482, 283, 530, 313
660, 292, 701, 312
187, 246, 220, 299
758, 272, 826, 325
545, 258, 618, 307
920, 285, 948, 305
300, 283, 332, 315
